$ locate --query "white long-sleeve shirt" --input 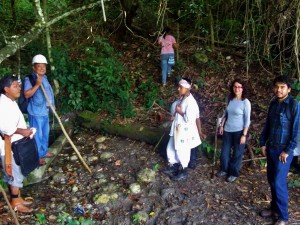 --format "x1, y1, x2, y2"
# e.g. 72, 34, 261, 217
0, 94, 26, 156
